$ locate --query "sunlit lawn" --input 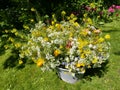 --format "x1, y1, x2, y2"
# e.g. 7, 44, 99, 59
0, 20, 120, 90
